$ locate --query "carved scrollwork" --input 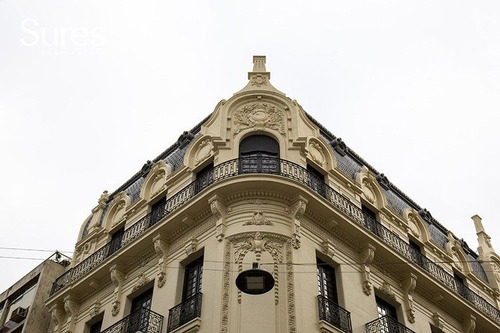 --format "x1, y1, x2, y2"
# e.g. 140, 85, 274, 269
153, 236, 168, 288
360, 245, 375, 296
195, 139, 214, 166
233, 102, 286, 136
109, 265, 125, 316
403, 274, 417, 323
243, 210, 272, 226
289, 198, 307, 249
308, 140, 325, 166
250, 74, 268, 87
209, 196, 227, 242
